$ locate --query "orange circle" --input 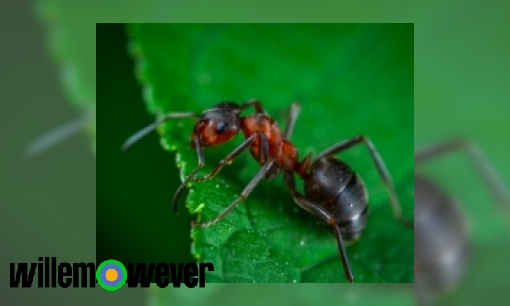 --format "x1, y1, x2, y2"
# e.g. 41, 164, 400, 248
105, 268, 118, 282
